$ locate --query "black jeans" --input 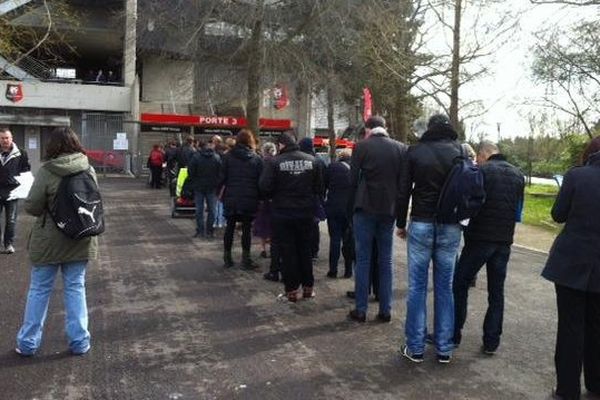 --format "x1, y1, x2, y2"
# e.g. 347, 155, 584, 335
224, 215, 253, 253
149, 166, 163, 189
0, 199, 18, 247
327, 213, 352, 274
453, 241, 511, 350
554, 284, 600, 400
273, 216, 314, 293
311, 220, 320, 258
